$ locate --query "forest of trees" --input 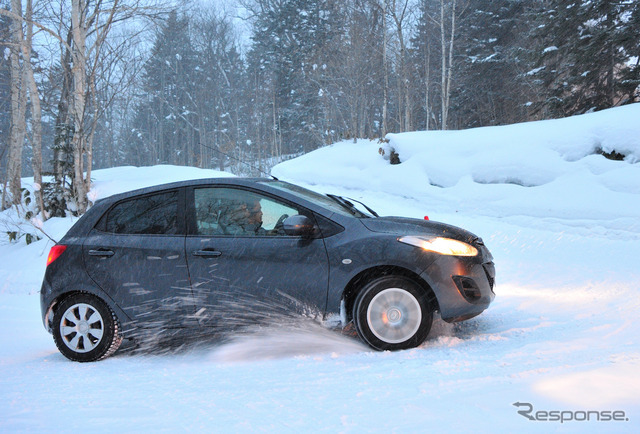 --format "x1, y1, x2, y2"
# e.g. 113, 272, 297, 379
0, 0, 639, 218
